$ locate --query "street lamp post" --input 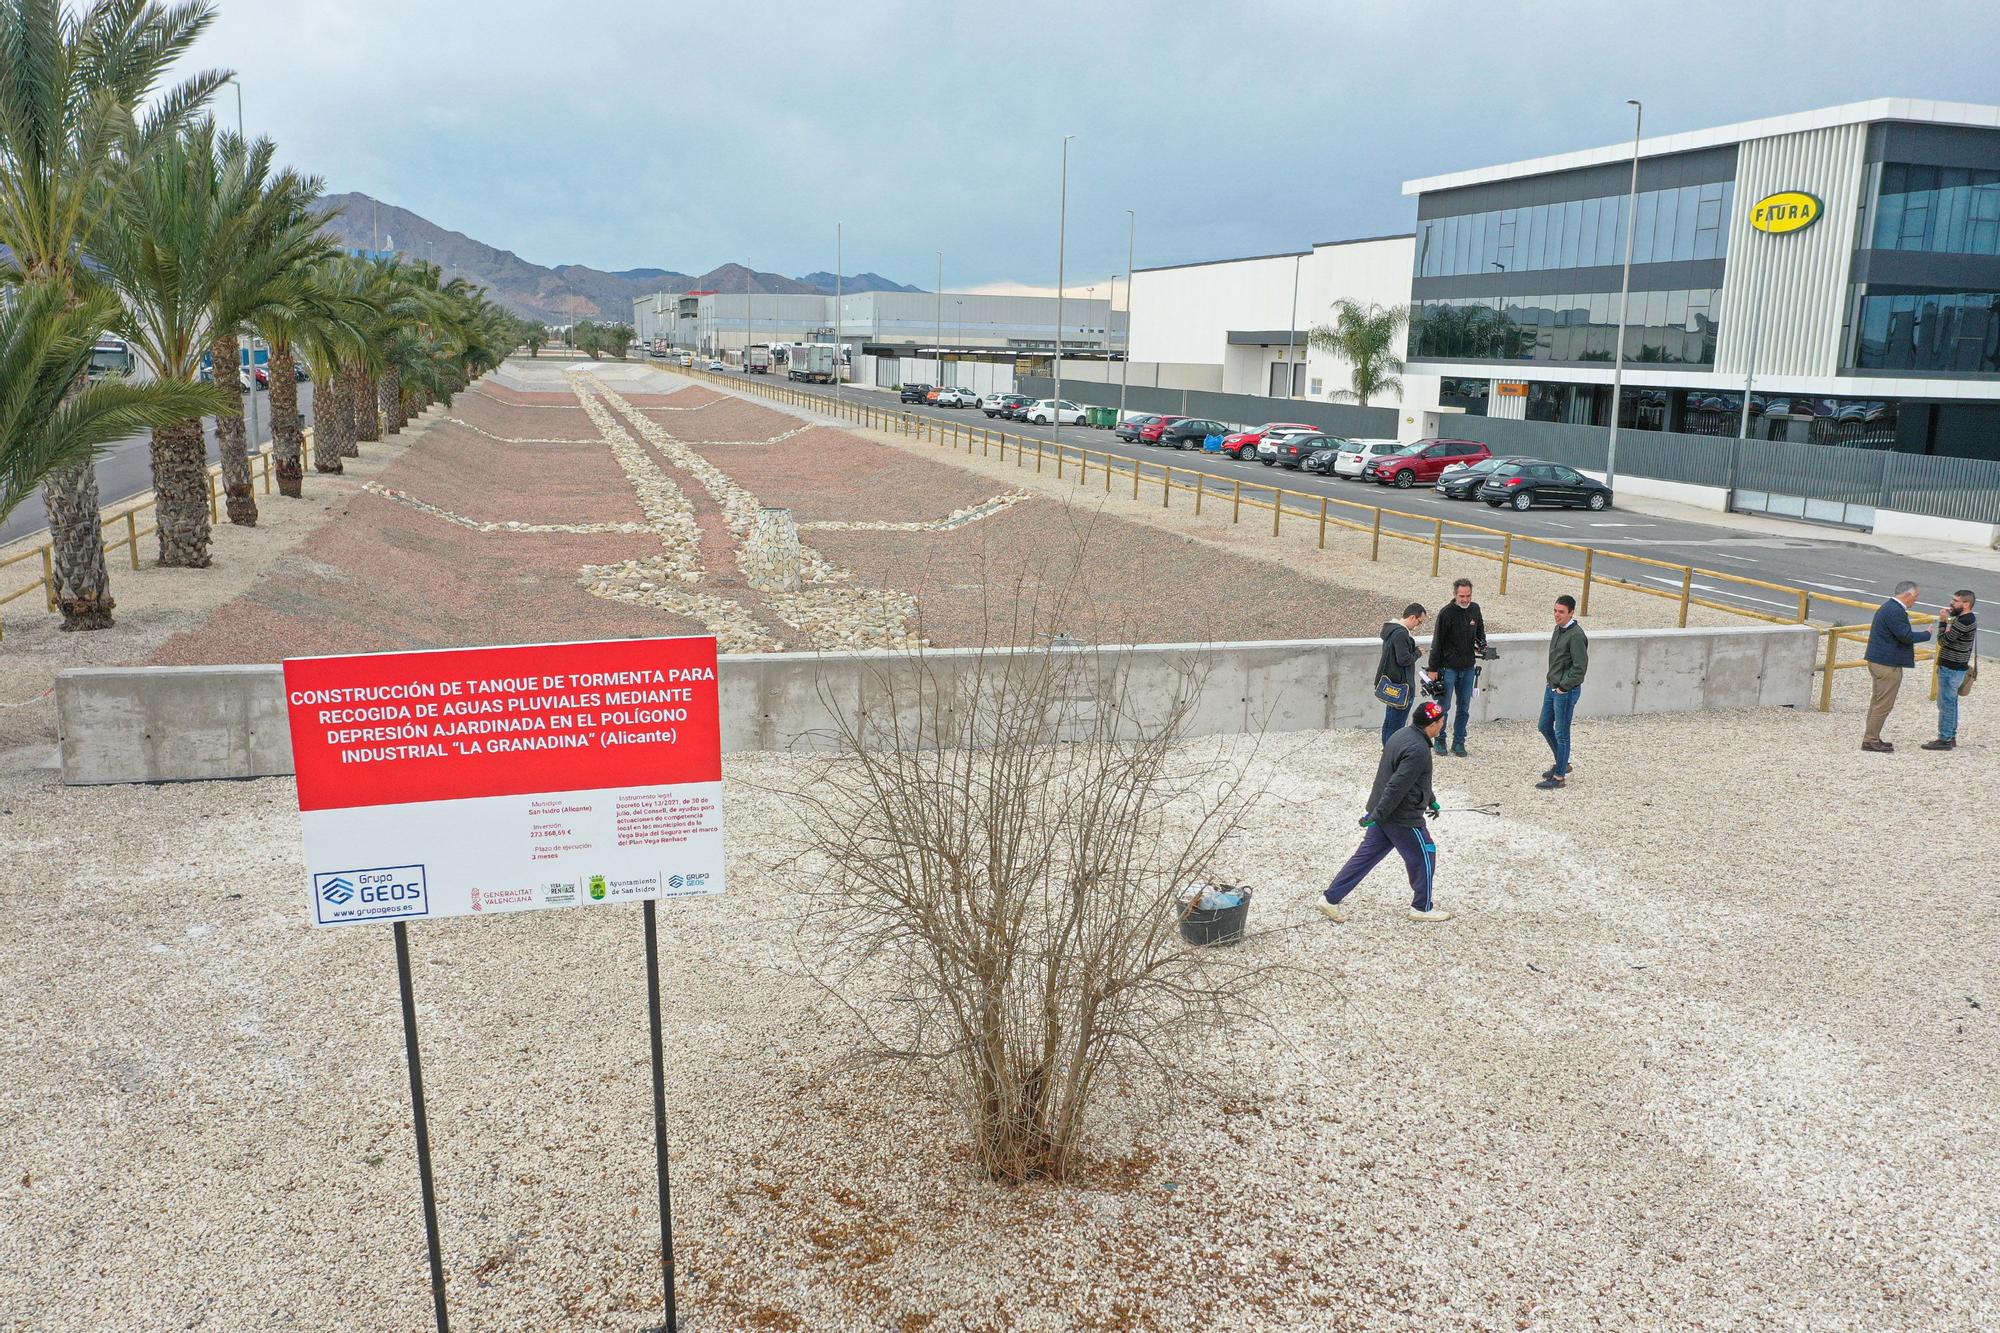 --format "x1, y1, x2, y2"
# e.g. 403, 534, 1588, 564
224, 77, 263, 453
1052, 134, 1074, 441
1283, 252, 1301, 400
936, 251, 944, 387
1606, 99, 1643, 487
955, 300, 963, 385
1121, 209, 1135, 424
833, 222, 842, 408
